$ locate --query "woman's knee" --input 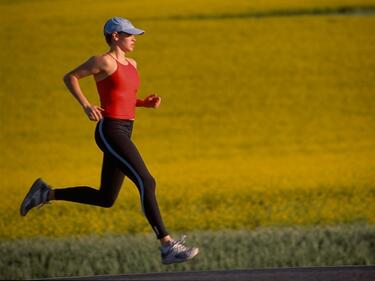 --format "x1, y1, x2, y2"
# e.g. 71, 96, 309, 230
143, 175, 156, 192
100, 194, 117, 208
